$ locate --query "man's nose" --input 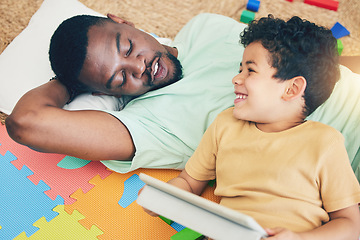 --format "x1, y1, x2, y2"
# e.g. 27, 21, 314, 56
123, 55, 146, 78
